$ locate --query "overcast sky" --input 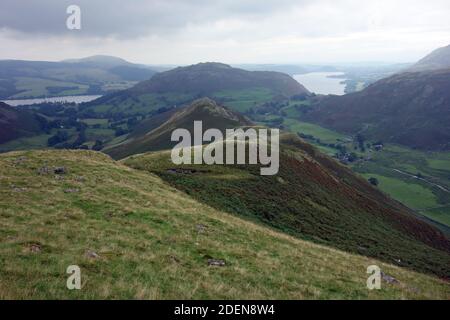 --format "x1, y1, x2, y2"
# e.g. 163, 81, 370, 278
1, 0, 450, 65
